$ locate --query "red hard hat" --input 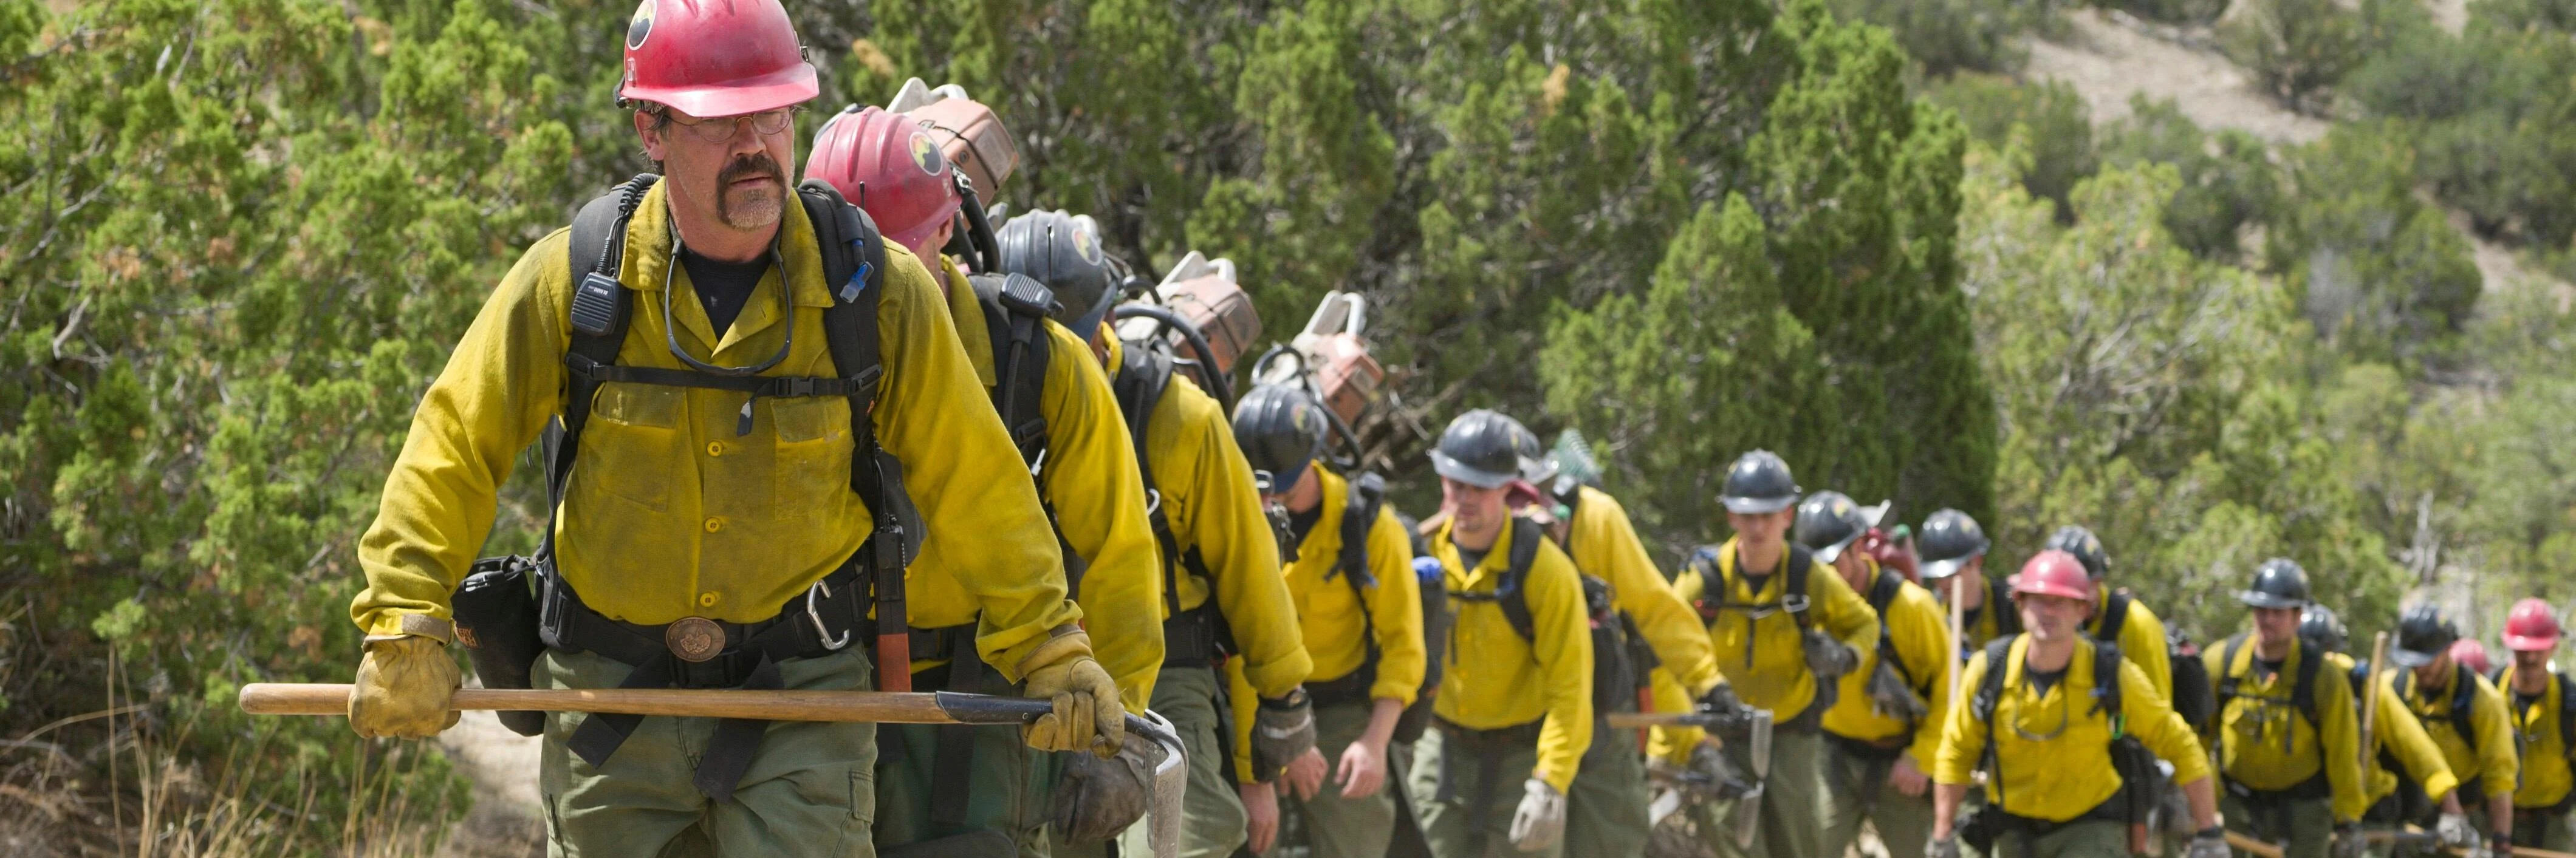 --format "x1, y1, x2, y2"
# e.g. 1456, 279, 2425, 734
2012, 550, 2094, 602
2449, 638, 2492, 674
618, 0, 818, 119
2506, 598, 2563, 652
804, 105, 959, 260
